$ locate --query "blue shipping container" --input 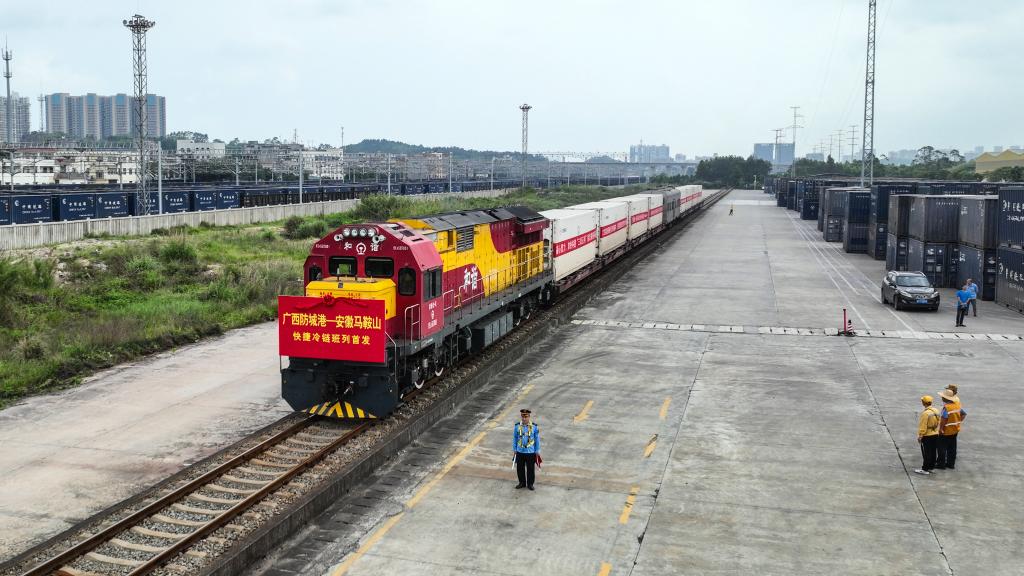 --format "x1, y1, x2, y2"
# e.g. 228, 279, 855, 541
957, 245, 997, 301
11, 195, 54, 224
217, 190, 240, 210
998, 186, 1024, 249
161, 191, 190, 213
996, 247, 1024, 313
95, 193, 131, 218
56, 193, 97, 221
0, 196, 12, 225
191, 190, 218, 211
